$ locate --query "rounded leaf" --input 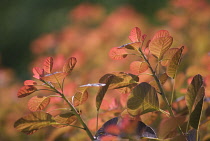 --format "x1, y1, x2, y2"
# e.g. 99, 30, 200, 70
63, 57, 77, 74
73, 90, 88, 107
109, 47, 128, 60
17, 85, 37, 98
151, 30, 170, 41
28, 96, 50, 112
33, 67, 44, 79
53, 112, 77, 128
24, 80, 37, 85
128, 27, 141, 42
14, 111, 56, 134
41, 72, 67, 83
130, 61, 148, 74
